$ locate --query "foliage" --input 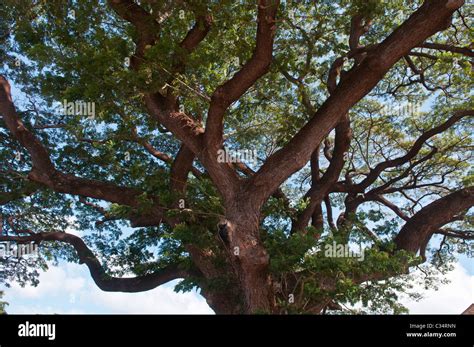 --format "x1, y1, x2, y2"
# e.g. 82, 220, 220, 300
0, 0, 472, 313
